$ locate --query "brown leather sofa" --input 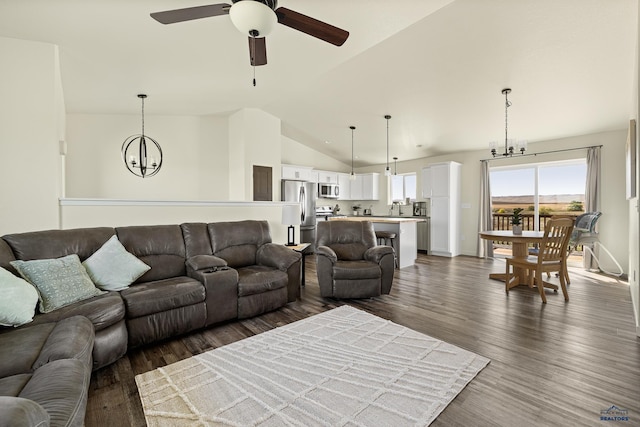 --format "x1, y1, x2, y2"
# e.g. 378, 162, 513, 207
316, 220, 395, 298
0, 220, 301, 426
